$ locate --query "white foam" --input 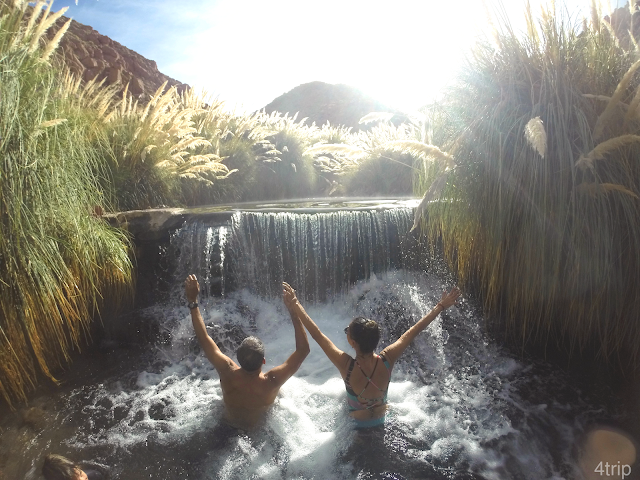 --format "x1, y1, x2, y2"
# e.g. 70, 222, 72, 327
64, 271, 600, 478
